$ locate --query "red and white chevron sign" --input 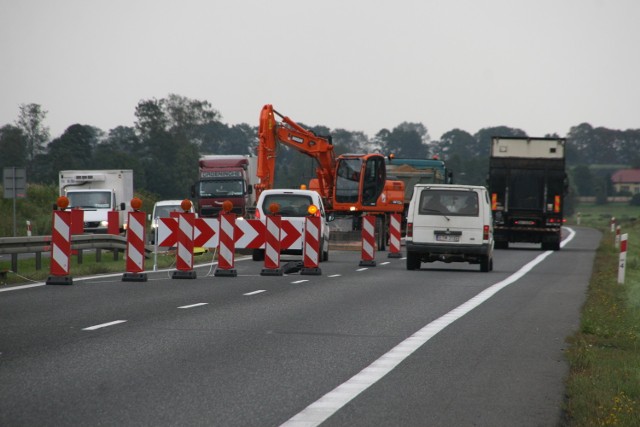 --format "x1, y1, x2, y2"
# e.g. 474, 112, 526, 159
157, 217, 177, 247
50, 210, 71, 276
235, 219, 265, 248
193, 218, 218, 248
